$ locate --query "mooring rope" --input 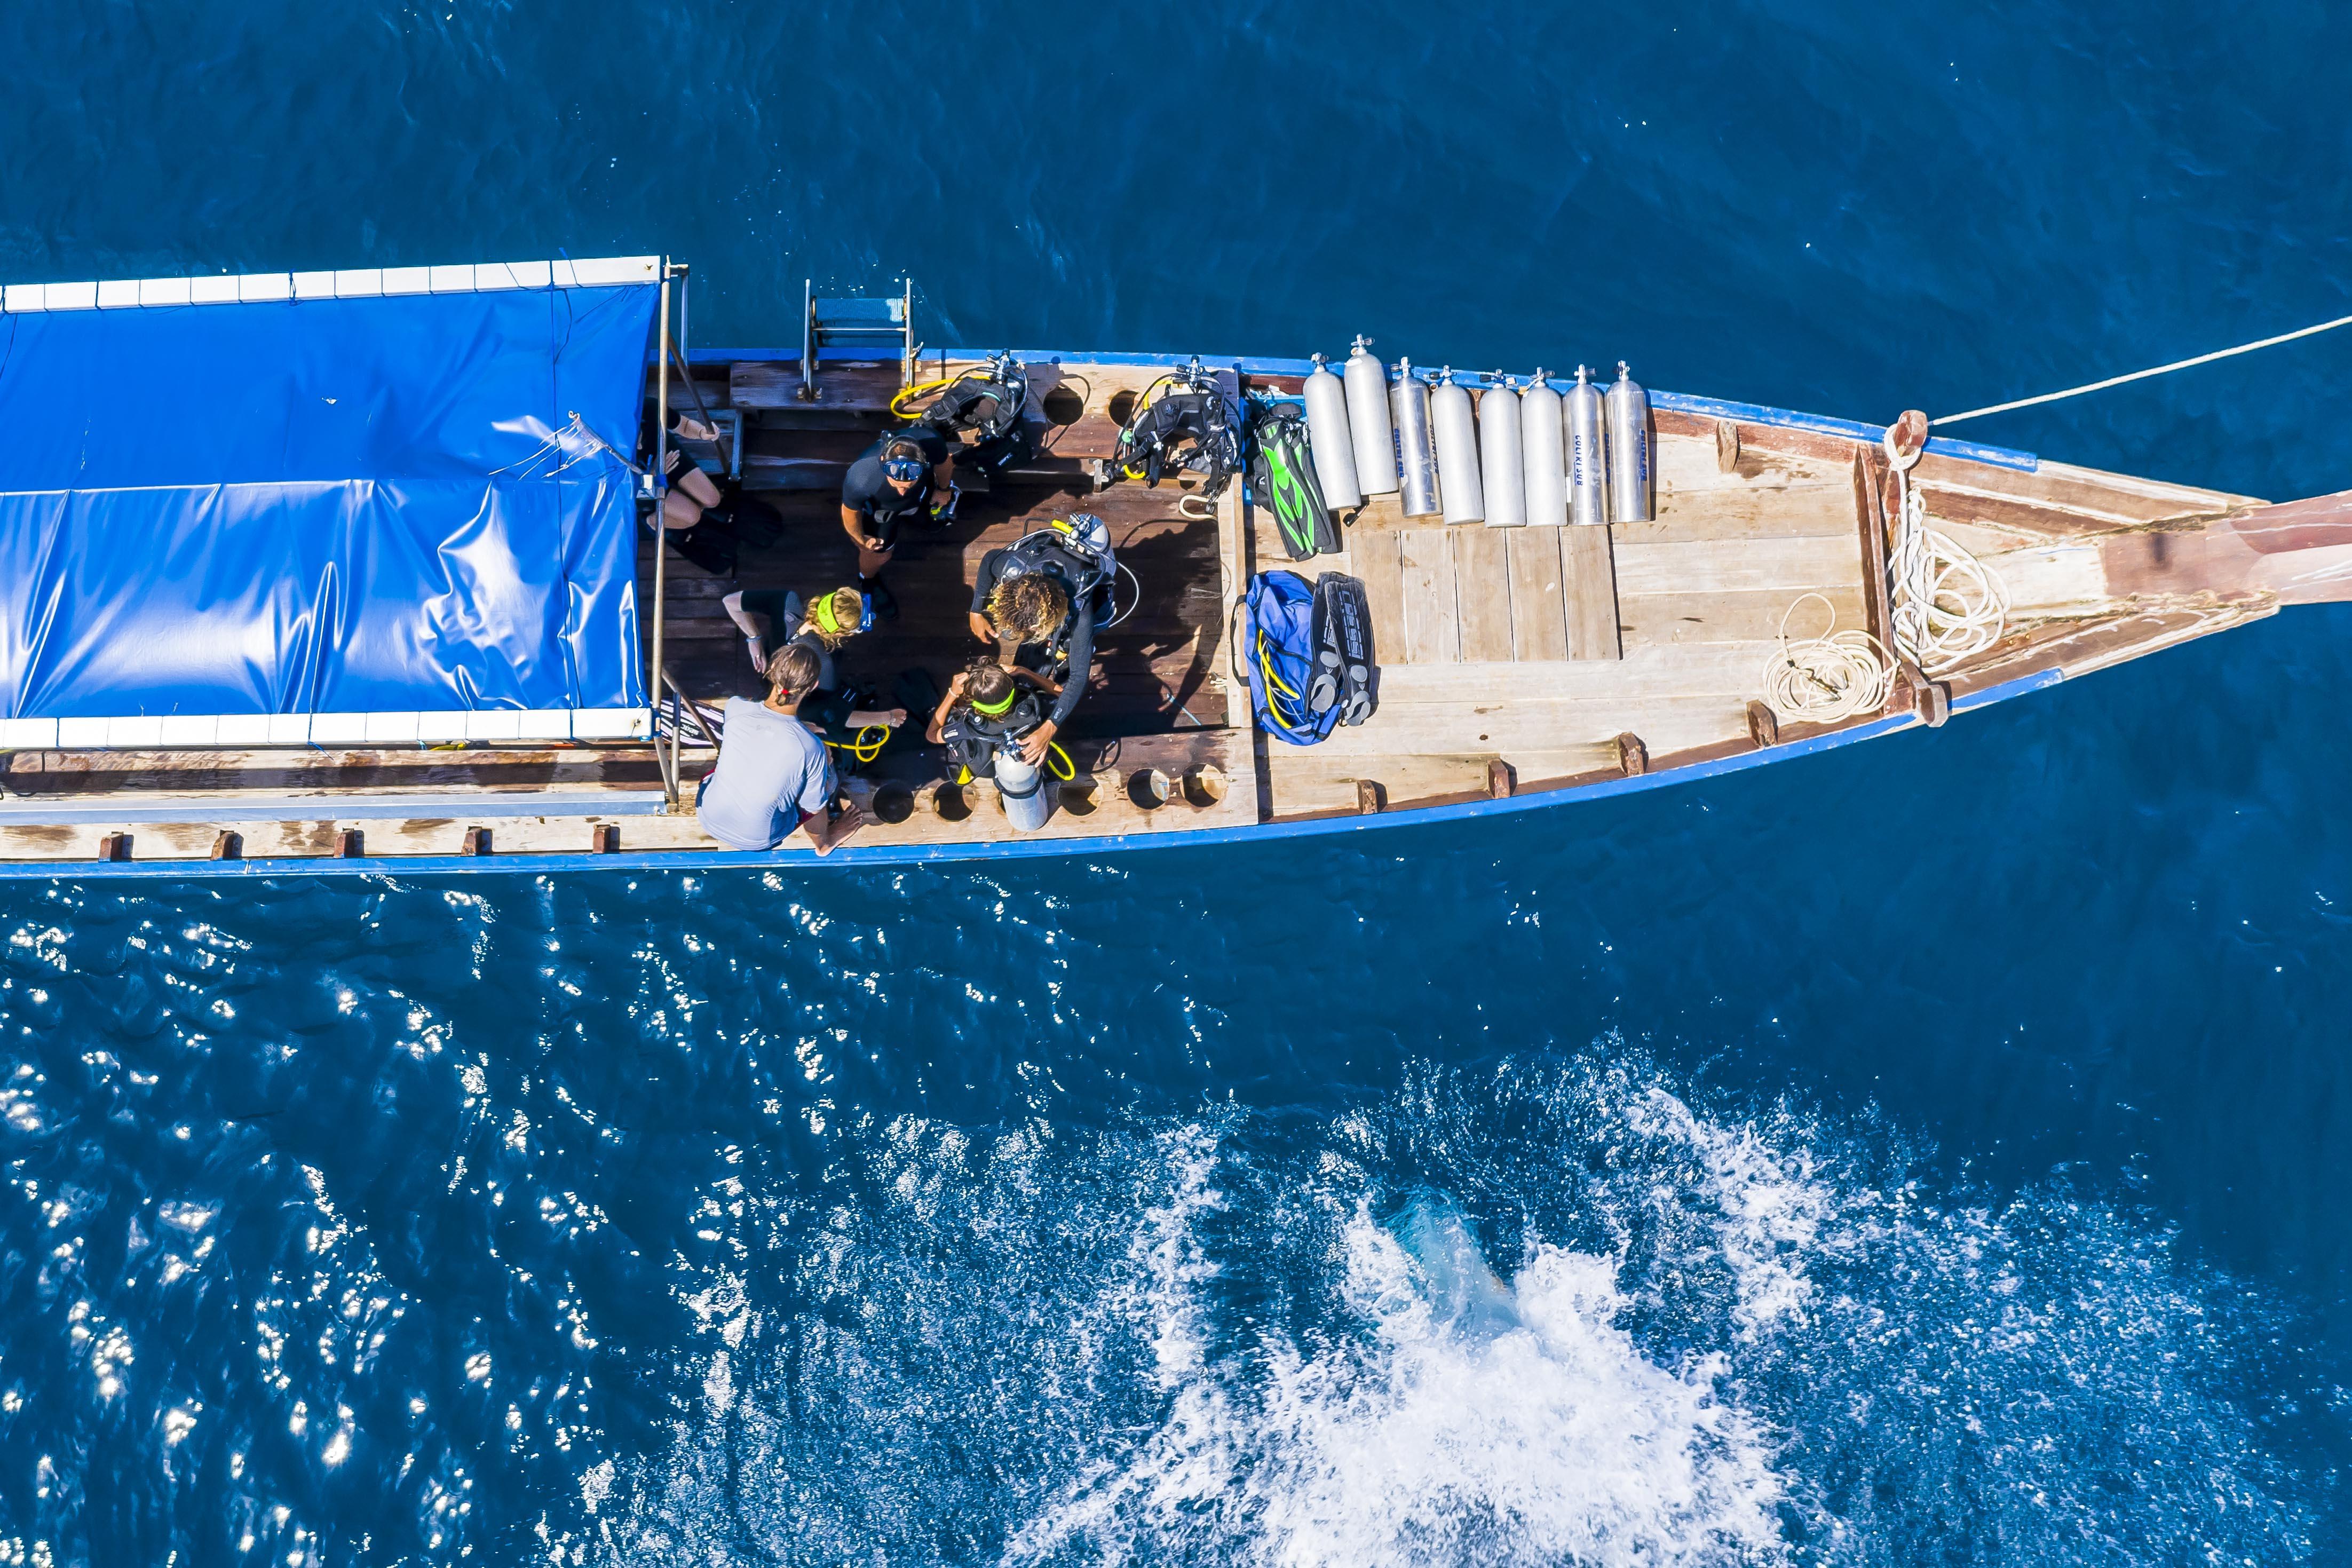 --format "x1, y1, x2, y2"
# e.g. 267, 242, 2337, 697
1934, 310, 2352, 426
